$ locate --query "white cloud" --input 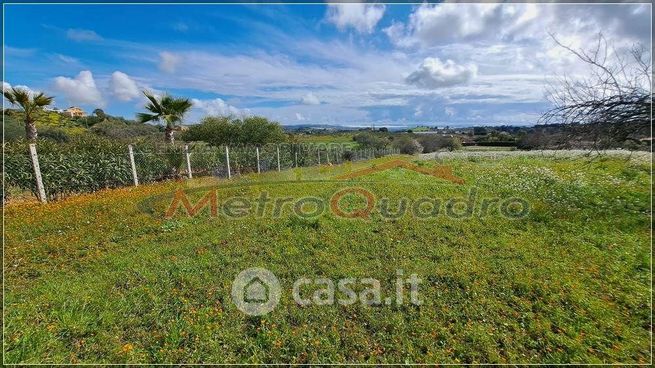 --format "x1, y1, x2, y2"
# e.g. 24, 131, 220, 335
191, 98, 242, 117
53, 70, 104, 106
138, 42, 410, 112
386, 4, 545, 47
66, 28, 102, 42
326, 3, 386, 34
109, 71, 141, 101
445, 107, 456, 117
405, 4, 503, 46
295, 112, 305, 121
383, 22, 408, 46
53, 54, 79, 64
406, 57, 477, 89
389, 3, 650, 48
159, 52, 181, 73
301, 92, 320, 105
